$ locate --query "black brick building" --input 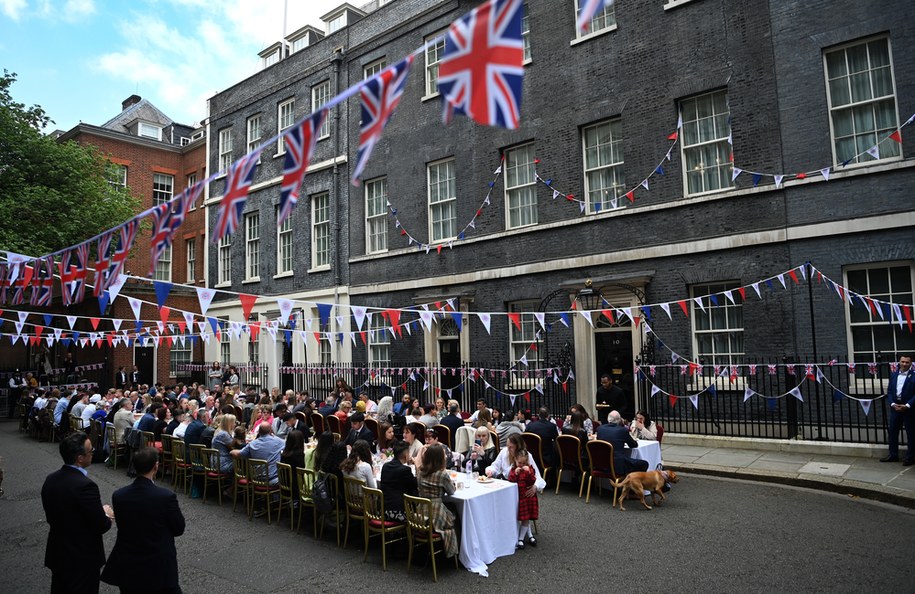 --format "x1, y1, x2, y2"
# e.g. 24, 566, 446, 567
203, 0, 915, 422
